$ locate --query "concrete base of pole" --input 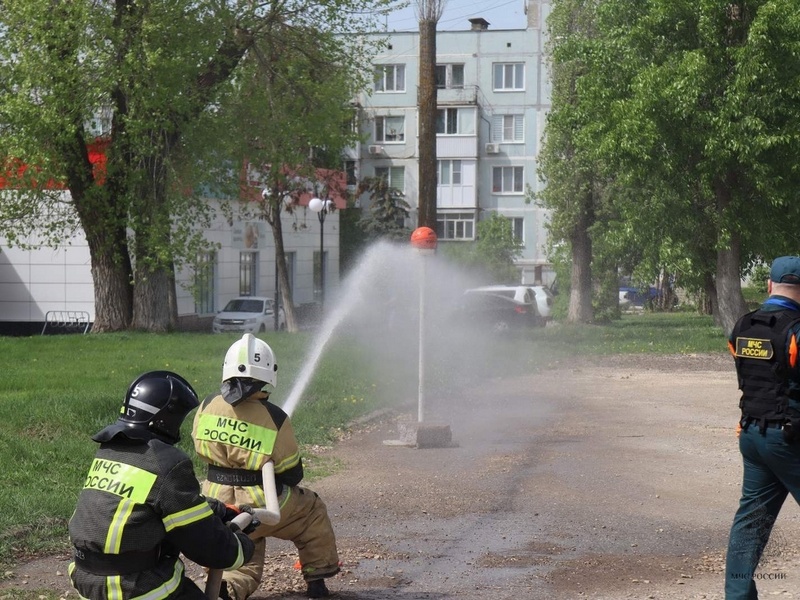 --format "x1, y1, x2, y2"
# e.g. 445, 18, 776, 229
382, 420, 457, 449
415, 423, 455, 449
